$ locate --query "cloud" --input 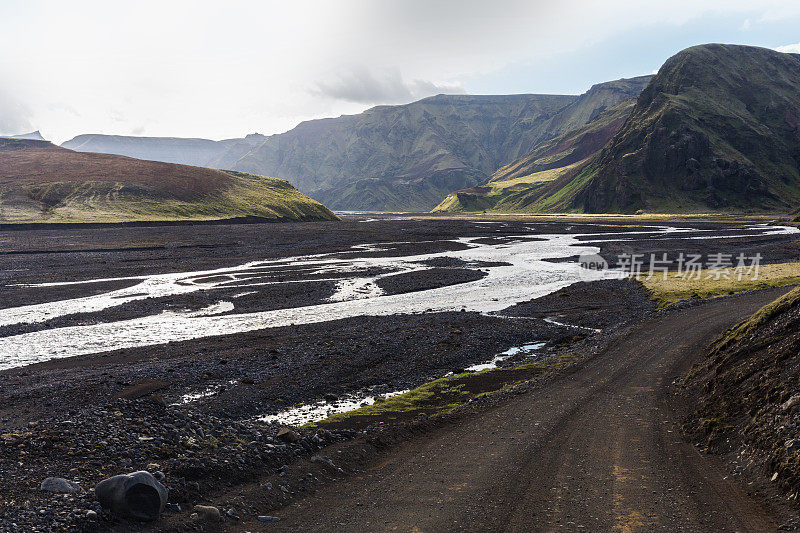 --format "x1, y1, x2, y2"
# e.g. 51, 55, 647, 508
312, 67, 465, 105
0, 86, 32, 136
3, 0, 800, 142
740, 18, 751, 30
776, 42, 800, 53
